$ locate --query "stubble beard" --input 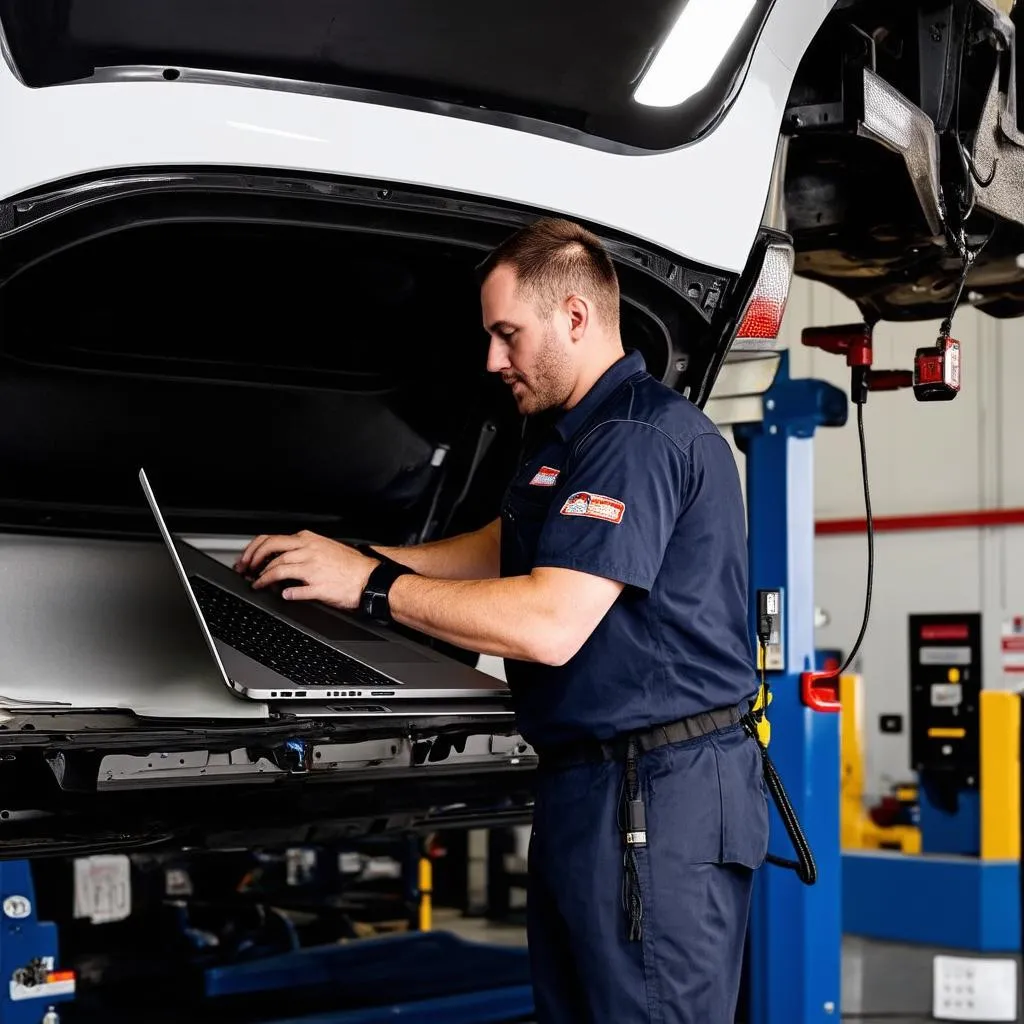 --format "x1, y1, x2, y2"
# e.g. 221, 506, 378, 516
509, 323, 573, 416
